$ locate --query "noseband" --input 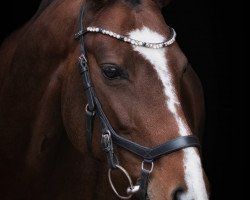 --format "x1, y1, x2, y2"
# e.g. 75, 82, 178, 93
75, 7, 200, 200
